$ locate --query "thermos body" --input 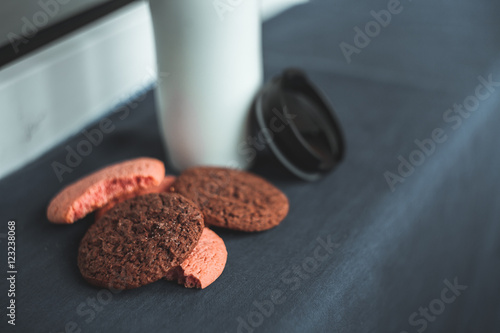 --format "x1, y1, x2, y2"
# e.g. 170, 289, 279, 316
149, 0, 263, 171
